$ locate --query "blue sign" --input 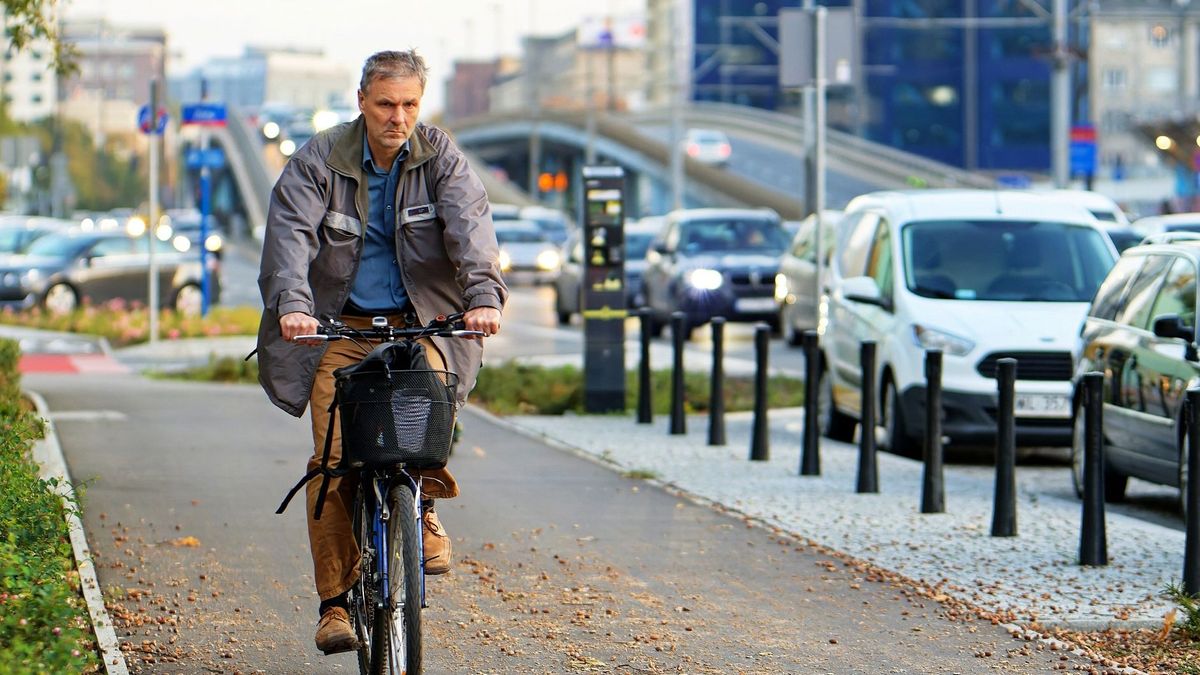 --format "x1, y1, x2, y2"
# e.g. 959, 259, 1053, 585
137, 105, 168, 135
181, 102, 227, 127
996, 173, 1031, 189
1070, 141, 1097, 177
186, 147, 226, 169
